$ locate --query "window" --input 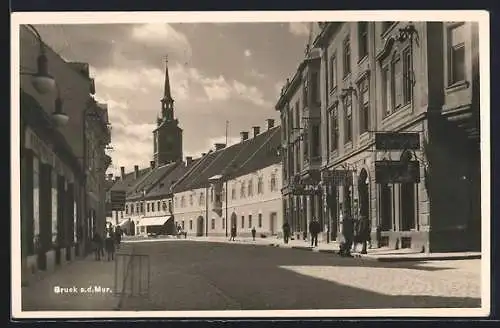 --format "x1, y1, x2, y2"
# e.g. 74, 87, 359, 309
222, 218, 225, 229
147, 203, 150, 212
382, 66, 391, 116
140, 202, 144, 214
199, 192, 205, 206
329, 55, 337, 91
295, 101, 300, 128
311, 71, 320, 105
270, 173, 277, 192
152, 202, 155, 212
189, 194, 193, 206
181, 196, 185, 207
189, 220, 193, 230
311, 124, 321, 158
162, 200, 167, 211
249, 215, 252, 228
240, 182, 246, 198
121, 211, 124, 218
168, 200, 172, 213
303, 76, 309, 107
248, 179, 254, 197
51, 171, 57, 246
241, 216, 245, 229
358, 22, 368, 60
257, 176, 263, 194
157, 201, 160, 211
125, 204, 129, 215
211, 219, 215, 230
182, 220, 185, 230
343, 95, 353, 143
303, 128, 309, 160
131, 204, 134, 214
343, 37, 351, 77
391, 53, 402, 110
32, 156, 40, 252
448, 23, 466, 85
258, 213, 262, 228
231, 187, 236, 200
359, 77, 370, 134
329, 104, 339, 152
403, 49, 412, 104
